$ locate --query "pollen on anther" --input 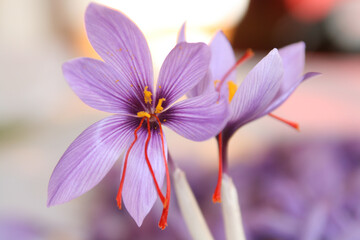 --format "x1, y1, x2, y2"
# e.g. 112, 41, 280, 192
115, 80, 120, 83
155, 98, 166, 113
159, 85, 162, 89
143, 86, 152, 104
137, 111, 151, 118
228, 81, 238, 102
